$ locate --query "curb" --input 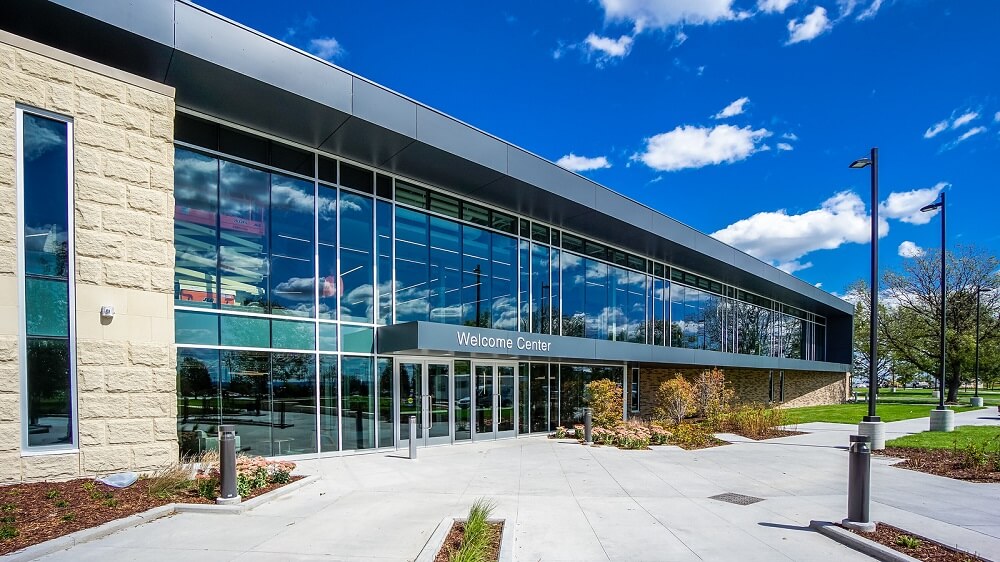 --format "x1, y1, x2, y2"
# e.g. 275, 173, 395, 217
809, 520, 921, 562
2, 474, 320, 561
414, 516, 514, 562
